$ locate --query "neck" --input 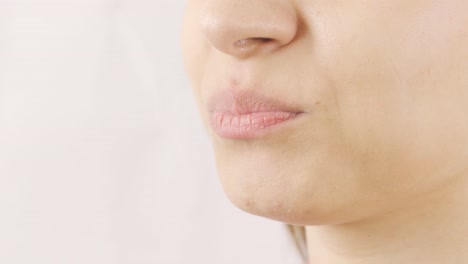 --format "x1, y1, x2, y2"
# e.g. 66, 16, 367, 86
305, 176, 468, 264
